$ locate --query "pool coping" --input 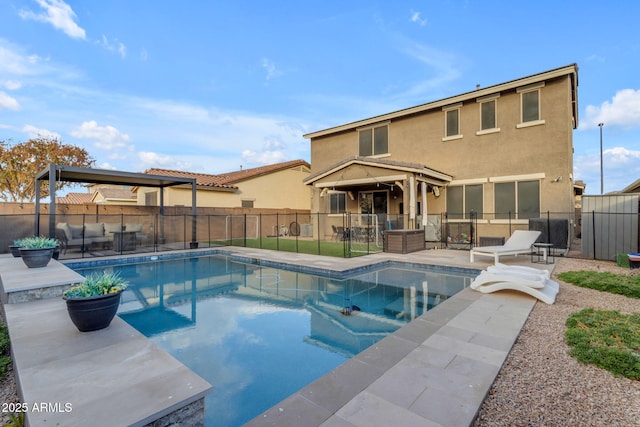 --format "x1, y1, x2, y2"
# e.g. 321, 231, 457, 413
1, 248, 550, 426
